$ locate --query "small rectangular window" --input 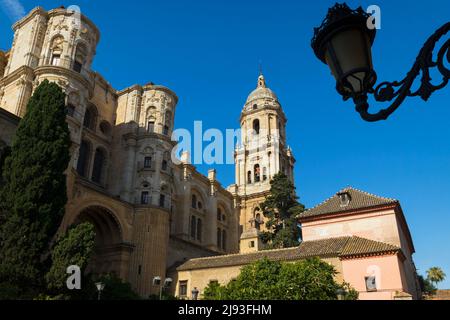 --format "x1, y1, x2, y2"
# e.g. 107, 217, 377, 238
138, 265, 142, 275
162, 160, 168, 171
144, 157, 152, 168
147, 121, 155, 133
249, 241, 255, 248
51, 54, 61, 66
141, 191, 149, 205
179, 280, 188, 297
159, 194, 165, 208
